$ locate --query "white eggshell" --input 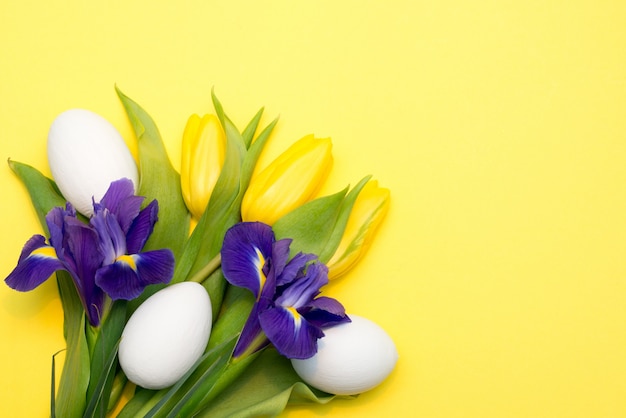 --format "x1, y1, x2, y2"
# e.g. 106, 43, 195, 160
291, 315, 398, 395
47, 108, 138, 216
119, 282, 212, 390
